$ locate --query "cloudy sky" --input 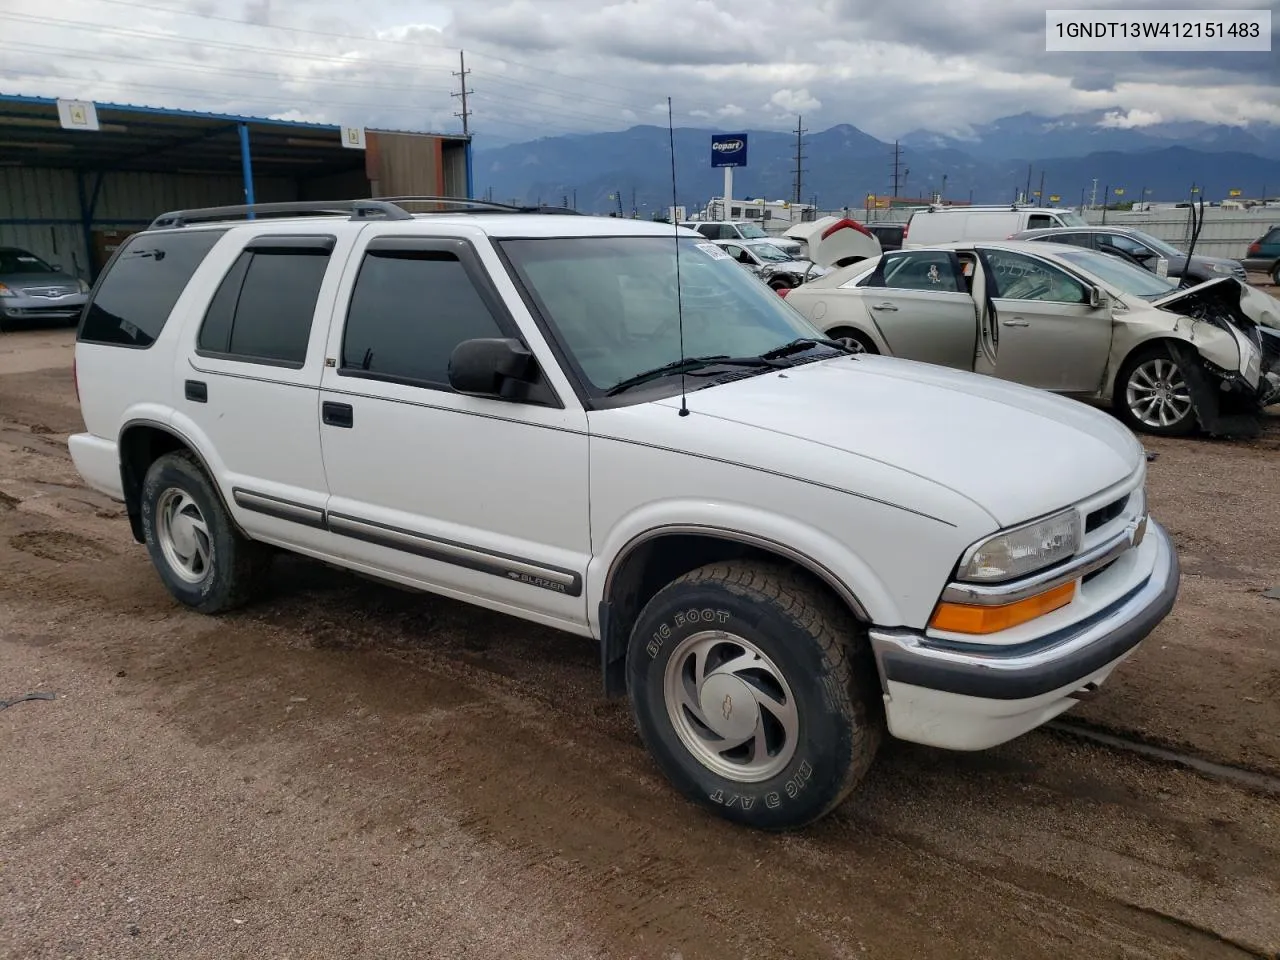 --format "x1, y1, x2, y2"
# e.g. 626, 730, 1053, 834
3, 0, 1277, 145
